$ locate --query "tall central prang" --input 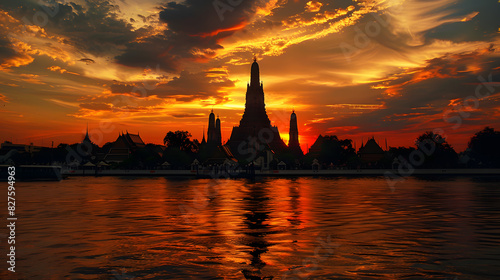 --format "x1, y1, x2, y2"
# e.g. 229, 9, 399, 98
226, 58, 286, 159
239, 58, 271, 128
